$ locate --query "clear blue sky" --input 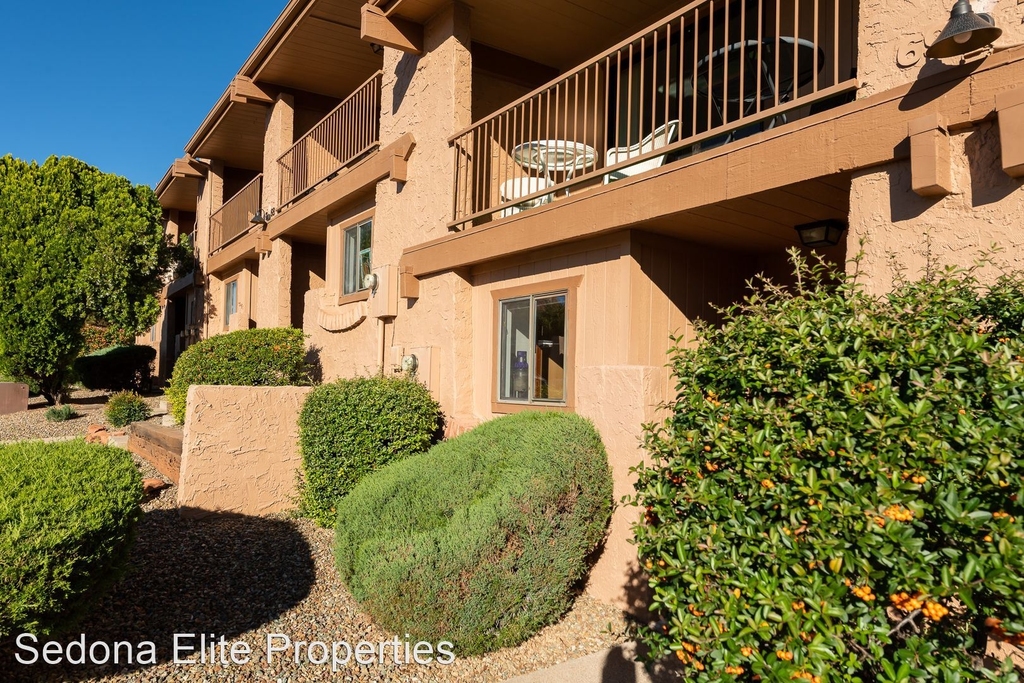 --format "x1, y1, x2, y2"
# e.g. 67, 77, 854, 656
0, 0, 285, 188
